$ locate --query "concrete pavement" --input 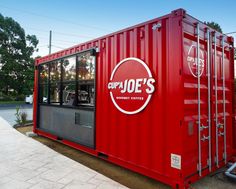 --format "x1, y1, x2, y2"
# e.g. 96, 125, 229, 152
0, 117, 128, 189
